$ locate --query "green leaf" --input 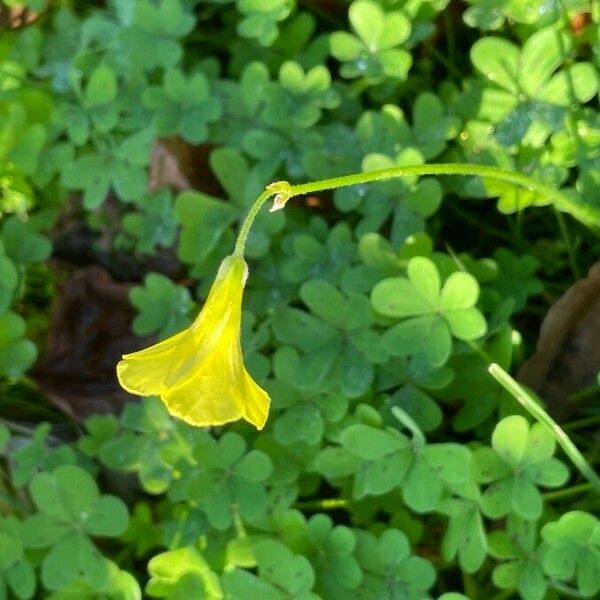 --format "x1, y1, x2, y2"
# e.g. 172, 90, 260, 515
353, 529, 436, 597
371, 277, 431, 317
511, 475, 542, 520
83, 496, 129, 537
41, 532, 109, 591
84, 65, 118, 108
0, 249, 17, 313
314, 448, 361, 479
349, 0, 385, 48
237, 0, 293, 46
300, 279, 346, 327
537, 62, 599, 106
542, 512, 600, 597
339, 424, 408, 460
61, 154, 111, 209
331, 0, 412, 84
443, 307, 487, 340
519, 28, 571, 97
492, 415, 529, 466
423, 444, 472, 484
253, 539, 315, 595
122, 188, 178, 255
0, 312, 37, 377
274, 403, 324, 446
139, 0, 194, 36
471, 37, 520, 94
21, 513, 69, 548
330, 31, 365, 61
174, 191, 237, 275
1, 215, 52, 264
30, 464, 98, 523
5, 558, 36, 599
407, 256, 440, 307
234, 450, 273, 481
130, 273, 192, 339
0, 425, 8, 452
439, 272, 479, 310
0, 530, 22, 570
440, 500, 487, 573
389, 385, 443, 433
